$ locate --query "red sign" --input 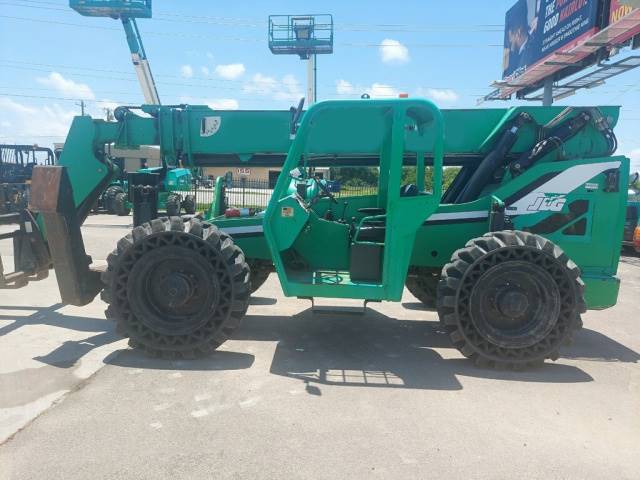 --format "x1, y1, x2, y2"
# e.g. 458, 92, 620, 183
610, 0, 637, 24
